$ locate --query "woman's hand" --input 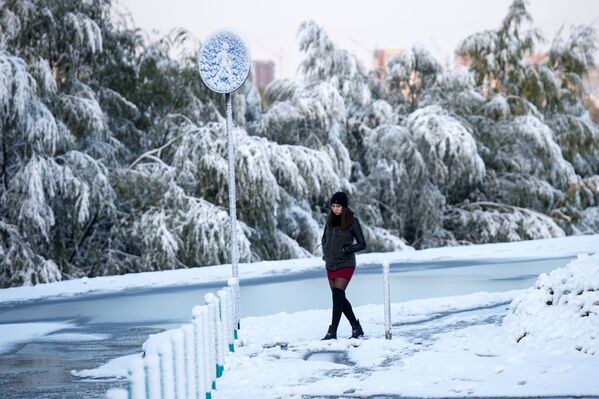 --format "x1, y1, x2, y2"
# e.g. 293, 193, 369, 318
342, 245, 351, 255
